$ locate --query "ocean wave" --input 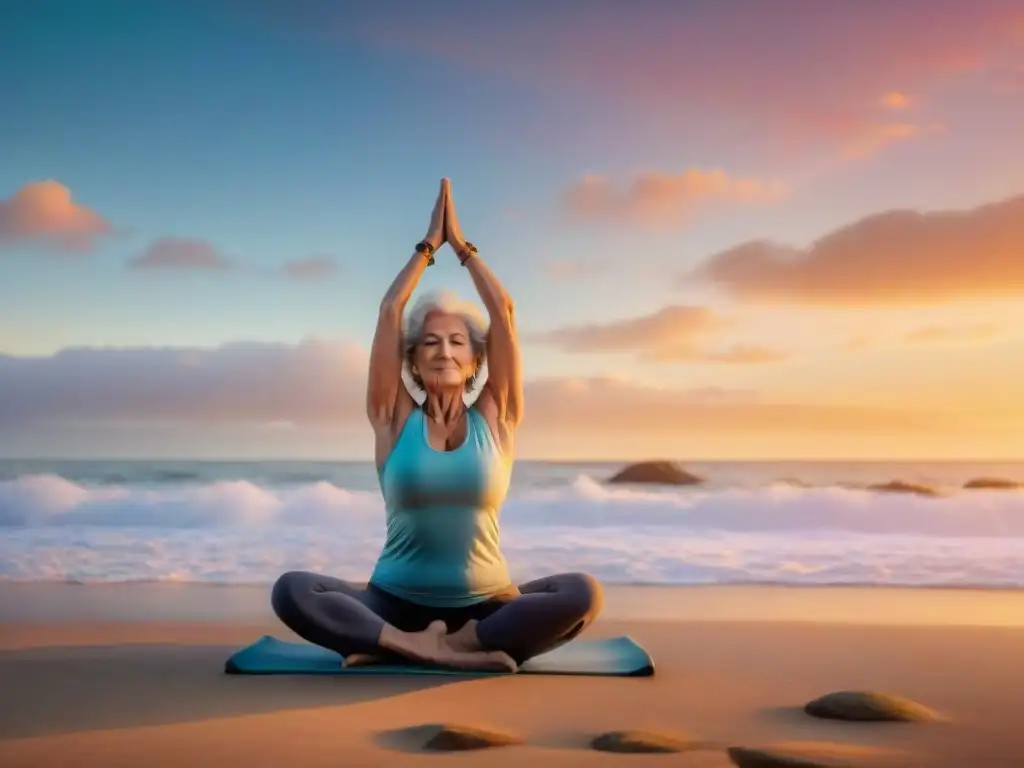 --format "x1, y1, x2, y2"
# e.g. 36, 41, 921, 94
2, 473, 1024, 587
2, 473, 1023, 536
